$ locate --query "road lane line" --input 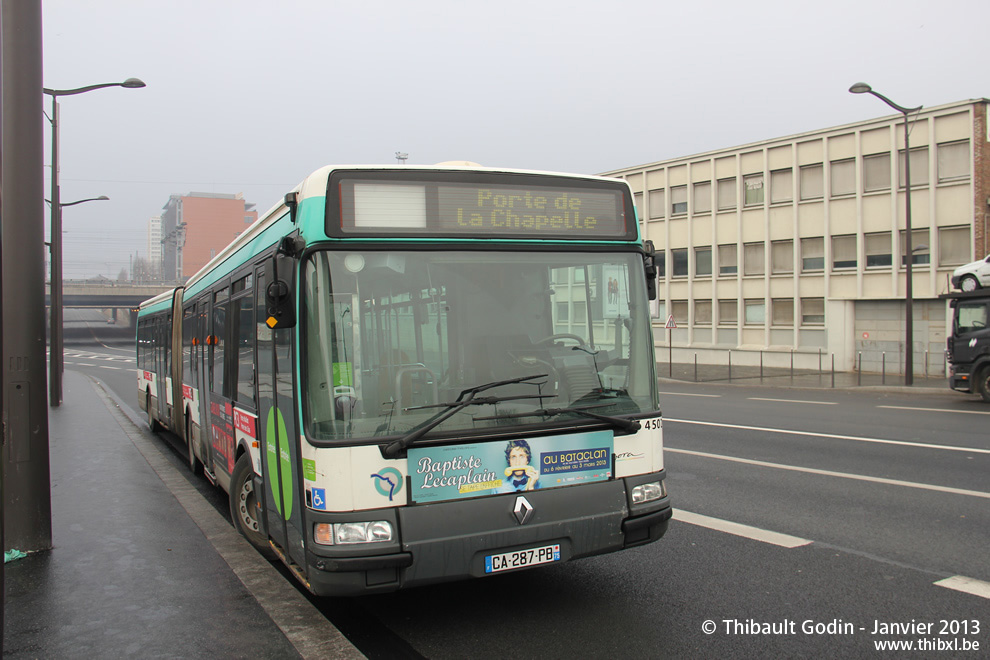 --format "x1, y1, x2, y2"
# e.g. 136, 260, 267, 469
664, 417, 990, 455
659, 392, 721, 398
747, 397, 837, 405
673, 509, 812, 548
667, 447, 990, 499
934, 575, 990, 600
98, 365, 121, 370
879, 405, 990, 416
